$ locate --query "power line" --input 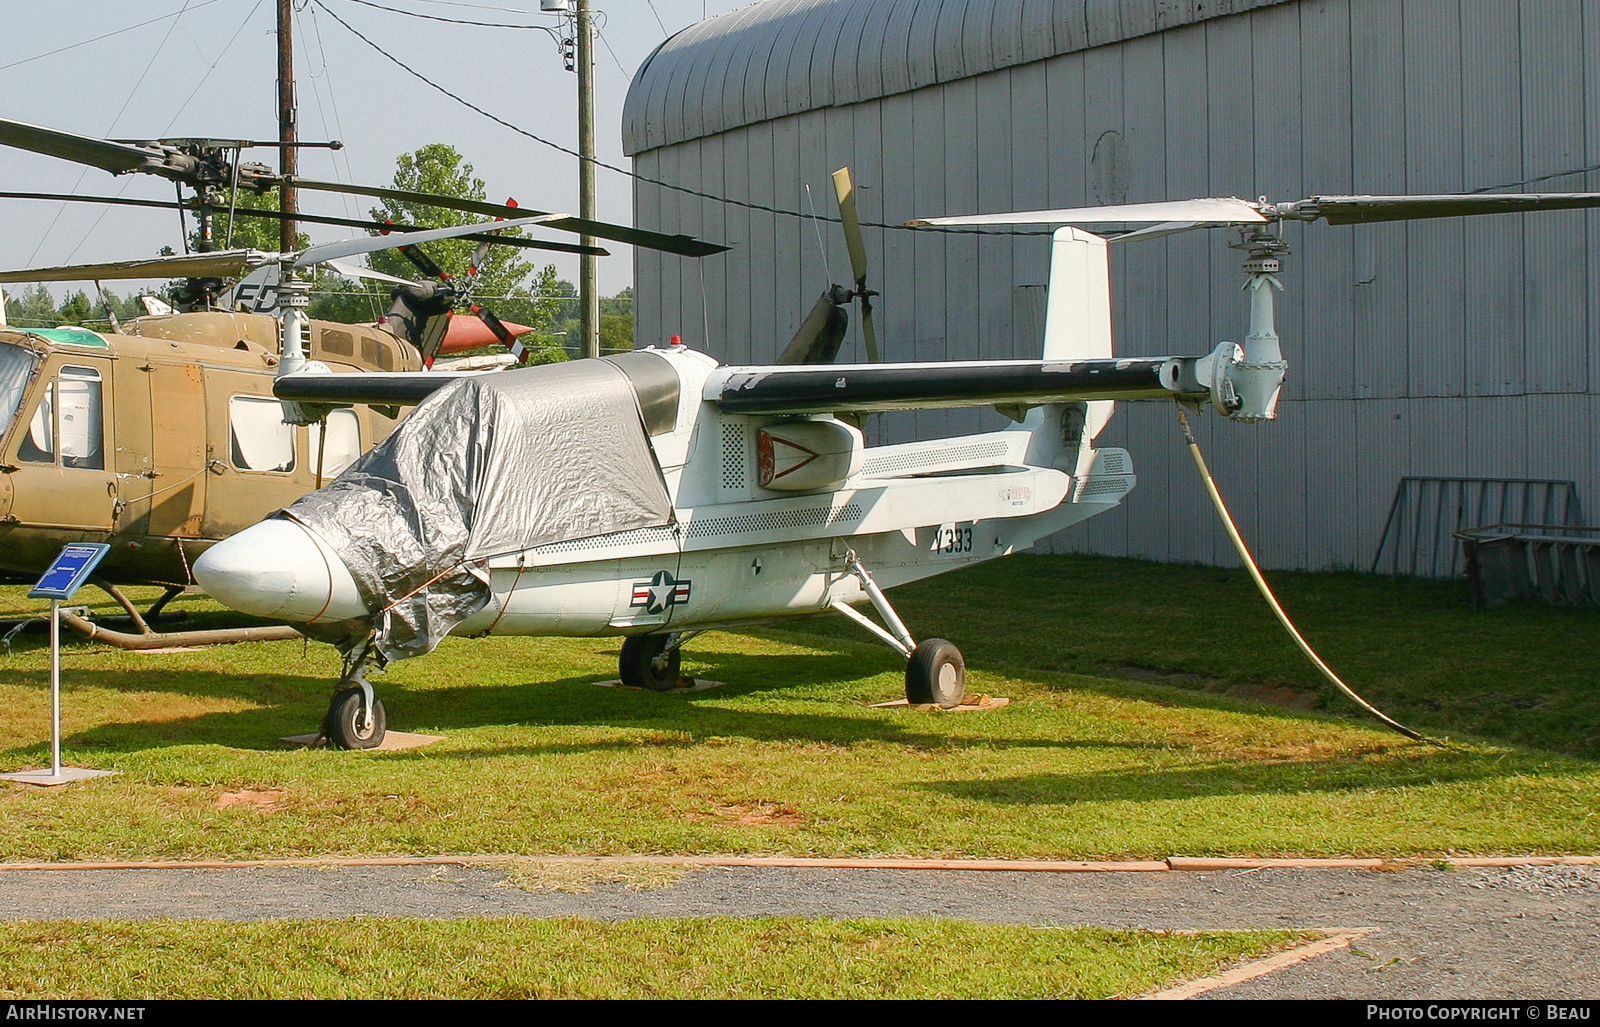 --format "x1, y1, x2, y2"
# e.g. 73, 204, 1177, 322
337, 0, 559, 34
310, 0, 1049, 238
0, 0, 232, 72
